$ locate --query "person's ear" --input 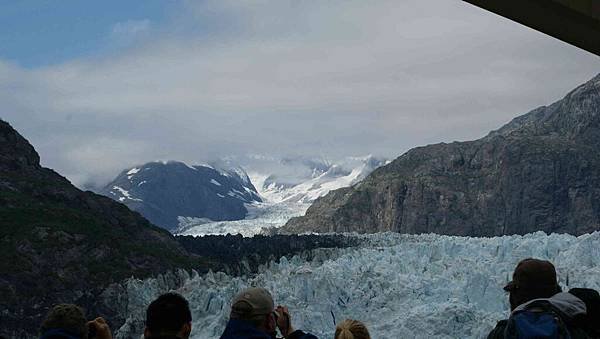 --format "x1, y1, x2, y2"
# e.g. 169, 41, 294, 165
143, 327, 151, 339
180, 322, 192, 339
